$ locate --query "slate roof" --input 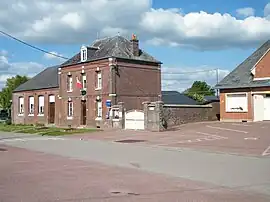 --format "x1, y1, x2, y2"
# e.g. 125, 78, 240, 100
161, 91, 198, 105
13, 66, 59, 92
61, 35, 161, 67
216, 40, 270, 89
14, 35, 160, 93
